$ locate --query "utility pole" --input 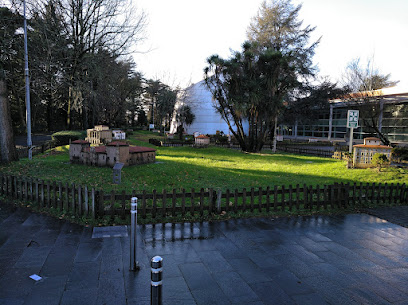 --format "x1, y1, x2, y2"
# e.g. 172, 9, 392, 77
23, 0, 33, 160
